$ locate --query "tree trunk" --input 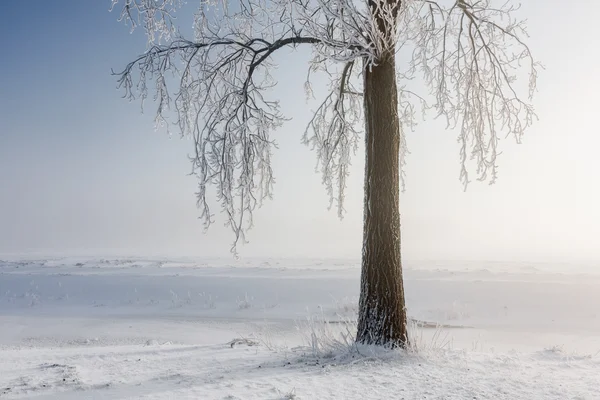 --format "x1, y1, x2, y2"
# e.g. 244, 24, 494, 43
356, 50, 408, 348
